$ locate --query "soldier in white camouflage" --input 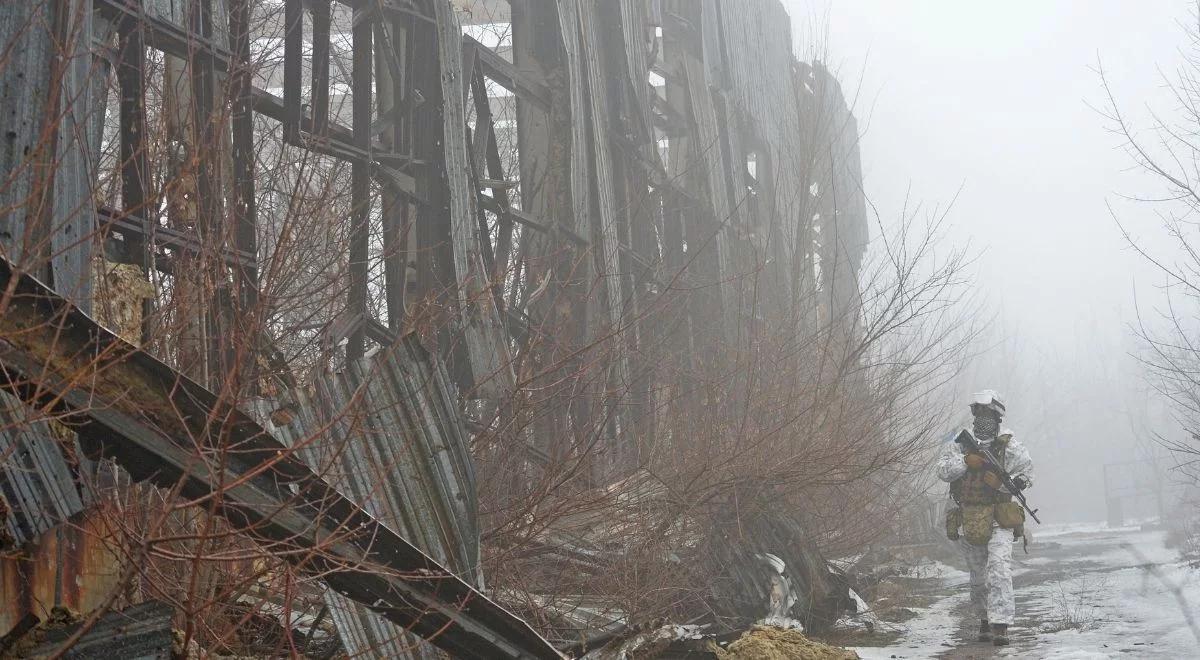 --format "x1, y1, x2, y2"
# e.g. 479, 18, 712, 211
937, 390, 1035, 647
